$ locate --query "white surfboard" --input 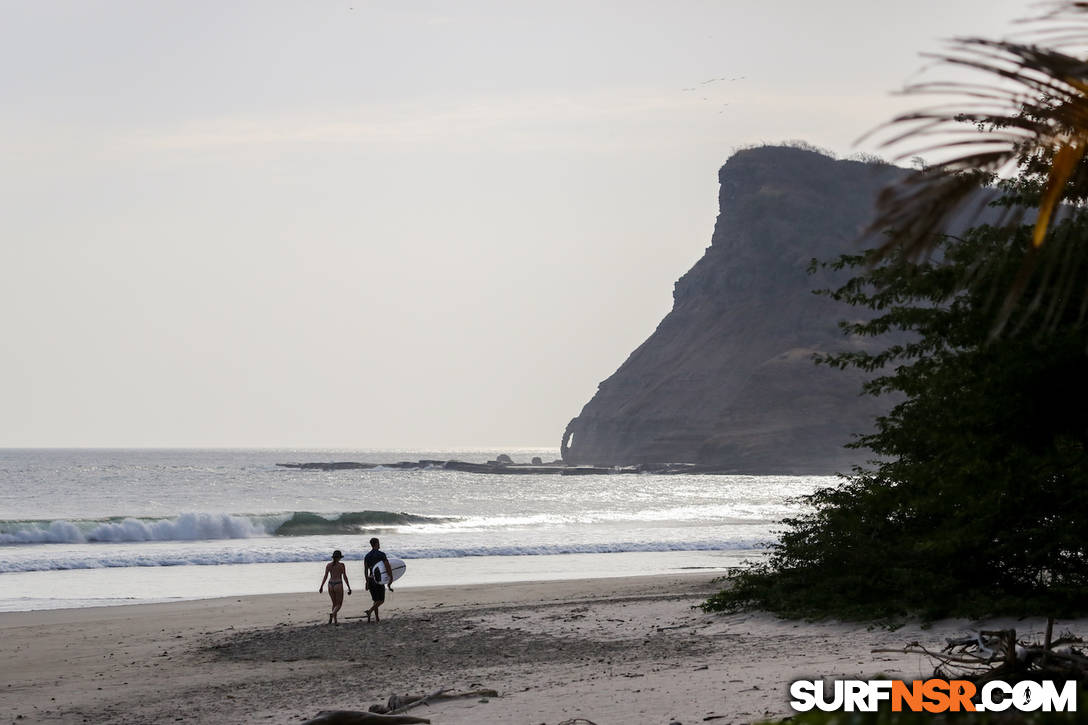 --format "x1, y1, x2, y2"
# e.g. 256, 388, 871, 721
371, 556, 406, 585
